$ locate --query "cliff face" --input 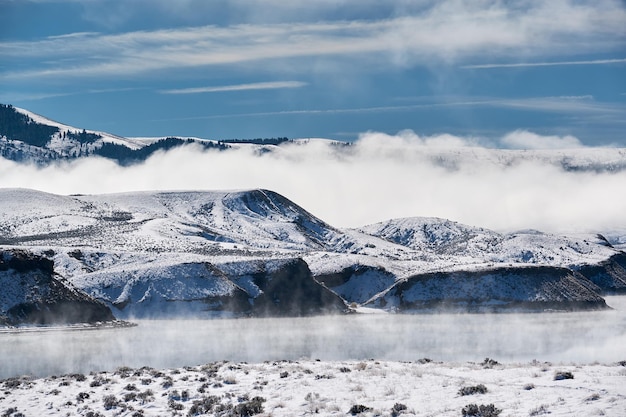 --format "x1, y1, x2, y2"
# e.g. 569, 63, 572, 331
244, 258, 347, 317
576, 253, 626, 294
373, 266, 608, 313
0, 249, 115, 326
